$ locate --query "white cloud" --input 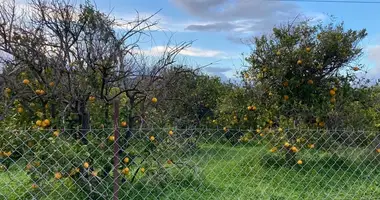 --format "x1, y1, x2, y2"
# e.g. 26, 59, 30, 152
142, 46, 226, 58
366, 45, 380, 77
